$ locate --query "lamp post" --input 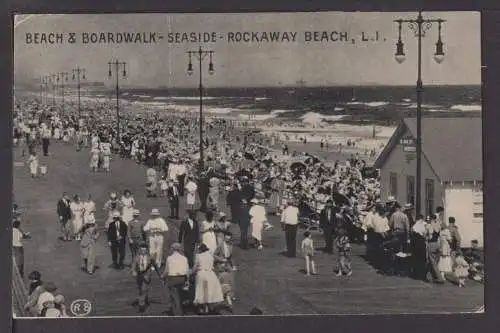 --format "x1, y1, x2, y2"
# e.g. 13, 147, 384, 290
187, 46, 215, 171
108, 60, 127, 140
43, 76, 51, 105
394, 11, 445, 216
58, 72, 69, 115
50, 74, 57, 106
72, 67, 86, 119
